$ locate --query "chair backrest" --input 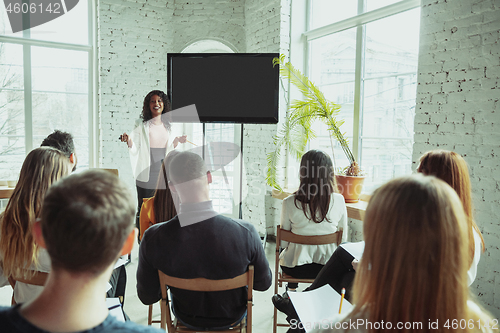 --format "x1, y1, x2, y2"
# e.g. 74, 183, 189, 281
11, 270, 48, 286
158, 266, 254, 332
9, 270, 49, 305
277, 227, 343, 247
